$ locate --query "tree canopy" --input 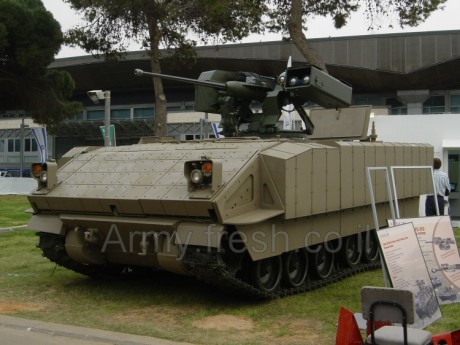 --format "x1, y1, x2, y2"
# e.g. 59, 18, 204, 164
0, 0, 81, 132
266, 0, 448, 71
64, 0, 265, 136
61, 0, 447, 136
